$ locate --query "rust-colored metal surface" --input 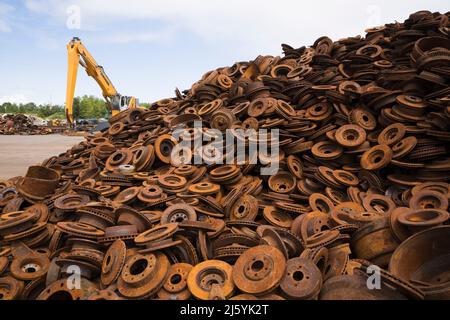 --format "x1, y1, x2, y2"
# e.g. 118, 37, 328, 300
0, 10, 450, 300
0, 114, 54, 135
